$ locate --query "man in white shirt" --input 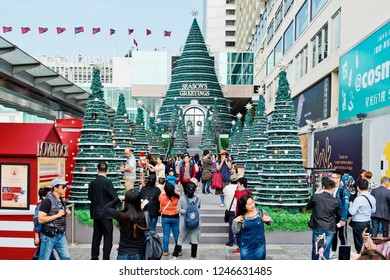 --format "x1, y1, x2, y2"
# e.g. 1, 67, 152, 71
223, 173, 238, 247
120, 147, 136, 191
349, 179, 376, 253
